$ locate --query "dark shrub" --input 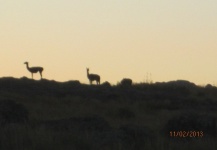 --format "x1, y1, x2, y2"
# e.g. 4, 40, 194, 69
64, 80, 80, 86
120, 78, 133, 87
0, 100, 28, 125
101, 81, 111, 87
205, 84, 213, 89
166, 80, 196, 88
